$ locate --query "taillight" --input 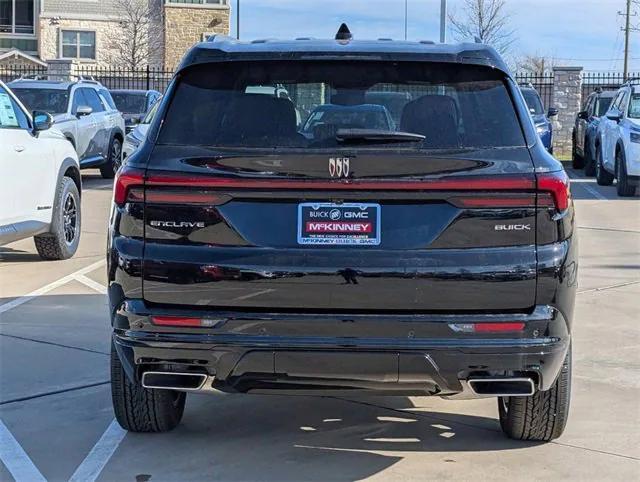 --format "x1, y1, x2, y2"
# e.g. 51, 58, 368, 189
113, 168, 232, 206
151, 316, 221, 327
114, 166, 144, 205
116, 170, 566, 210
448, 322, 525, 333
143, 172, 536, 191
448, 195, 537, 209
537, 171, 571, 211
145, 190, 230, 205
